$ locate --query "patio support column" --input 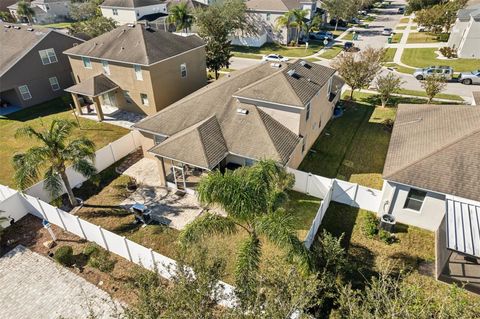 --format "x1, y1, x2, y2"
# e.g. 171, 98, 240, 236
93, 96, 104, 122
155, 157, 167, 186
71, 93, 83, 115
